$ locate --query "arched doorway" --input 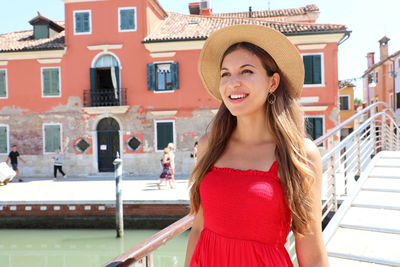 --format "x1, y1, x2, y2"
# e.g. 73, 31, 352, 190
97, 118, 120, 172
